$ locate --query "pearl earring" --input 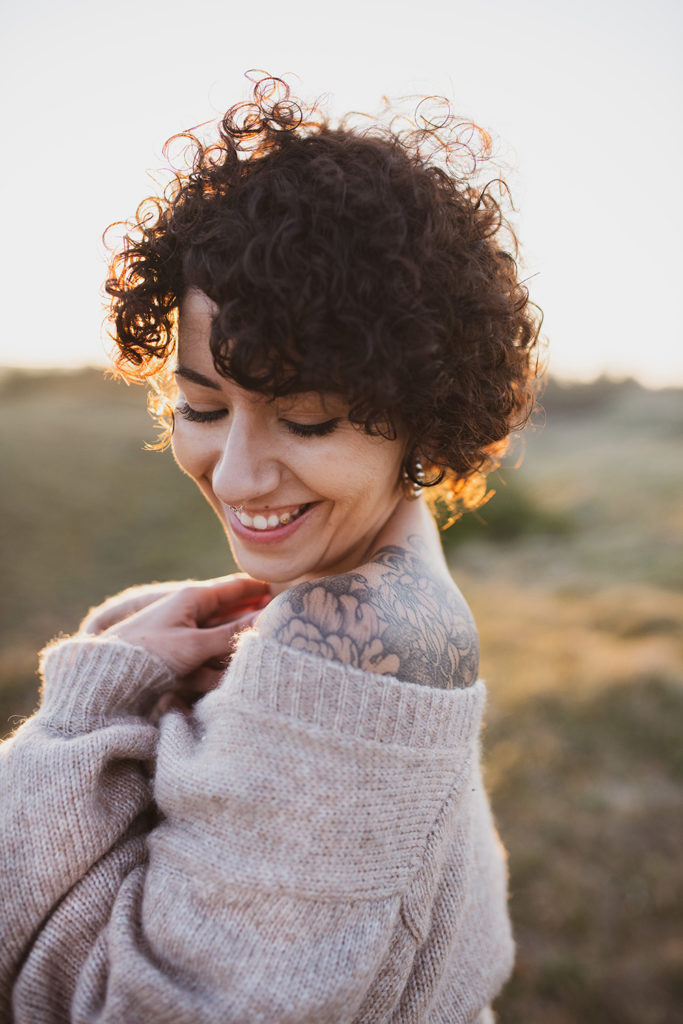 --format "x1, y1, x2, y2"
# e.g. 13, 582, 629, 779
403, 458, 425, 500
